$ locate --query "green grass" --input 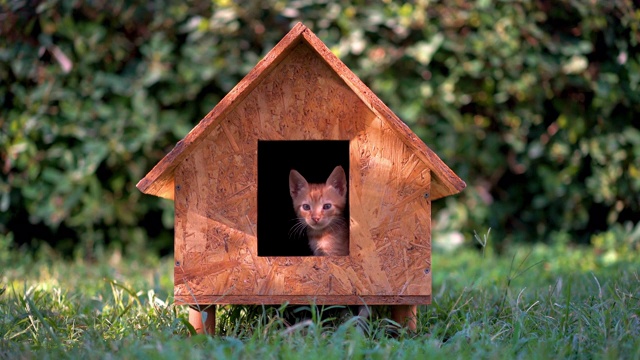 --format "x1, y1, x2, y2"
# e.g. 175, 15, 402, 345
1, 240, 639, 359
